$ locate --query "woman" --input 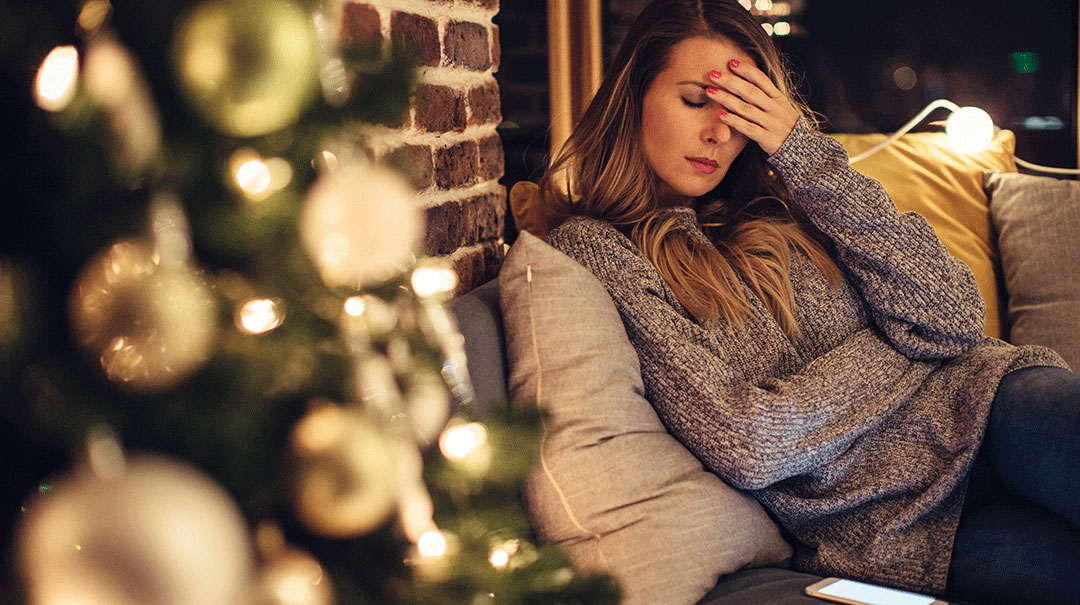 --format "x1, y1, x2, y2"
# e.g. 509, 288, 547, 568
539, 1, 1080, 603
